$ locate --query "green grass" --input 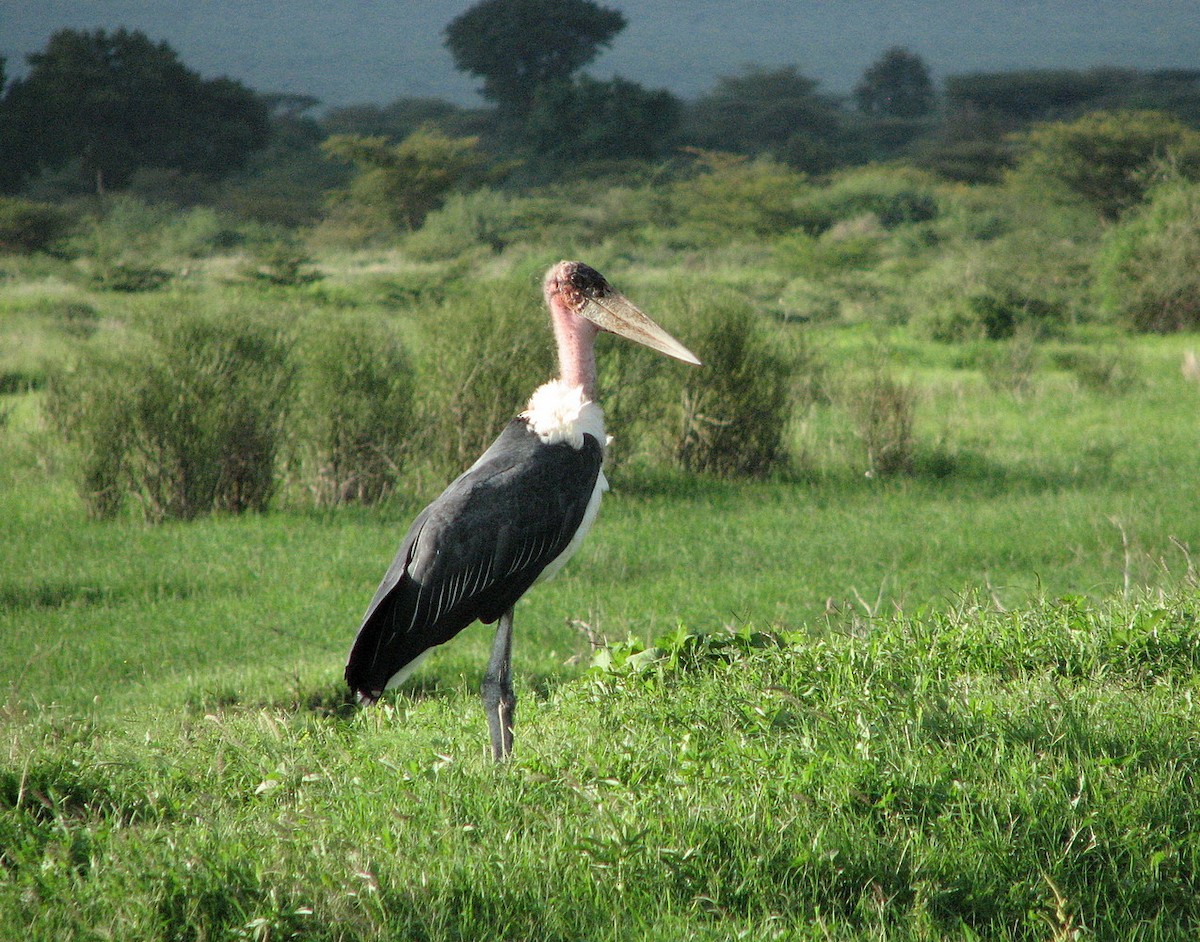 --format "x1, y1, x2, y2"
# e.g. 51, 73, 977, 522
4, 596, 1200, 940
5, 172, 1200, 938
4, 323, 1200, 938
